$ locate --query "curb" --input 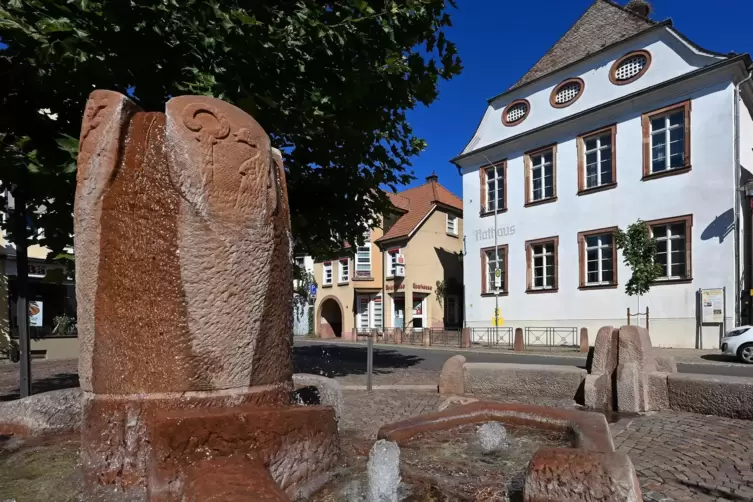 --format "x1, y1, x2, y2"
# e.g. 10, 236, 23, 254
339, 384, 438, 391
